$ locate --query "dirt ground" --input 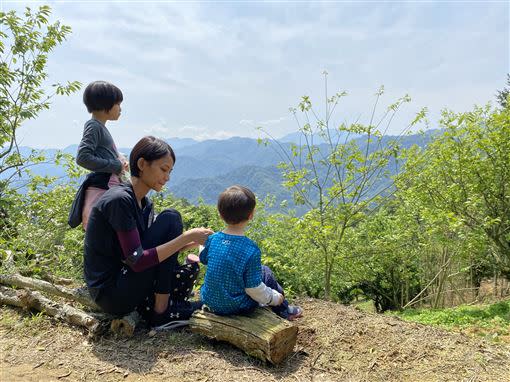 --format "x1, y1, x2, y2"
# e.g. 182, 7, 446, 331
1, 298, 509, 382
